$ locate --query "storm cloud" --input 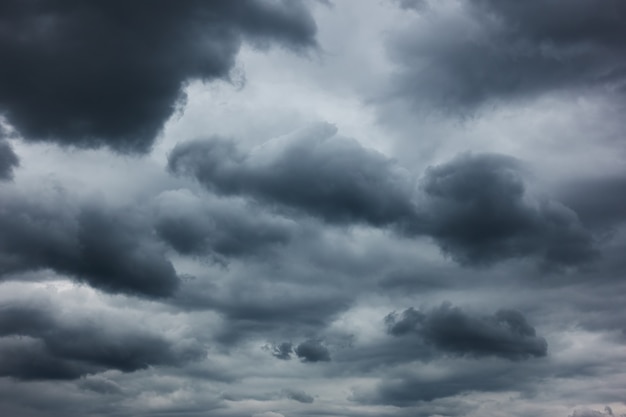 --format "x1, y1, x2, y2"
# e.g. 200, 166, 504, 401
0, 0, 317, 152
170, 127, 595, 267
420, 153, 595, 266
294, 339, 331, 363
388, 0, 626, 111
0, 188, 179, 297
0, 140, 18, 180
168, 124, 417, 227
385, 303, 548, 360
0, 303, 204, 380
